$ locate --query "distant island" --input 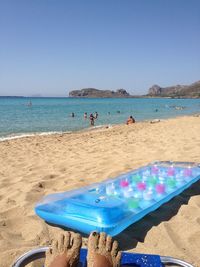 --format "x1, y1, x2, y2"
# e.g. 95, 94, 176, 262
0, 96, 25, 98
69, 80, 200, 98
69, 88, 131, 98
